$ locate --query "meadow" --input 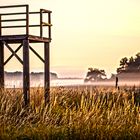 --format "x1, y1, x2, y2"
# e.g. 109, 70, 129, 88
0, 86, 140, 140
